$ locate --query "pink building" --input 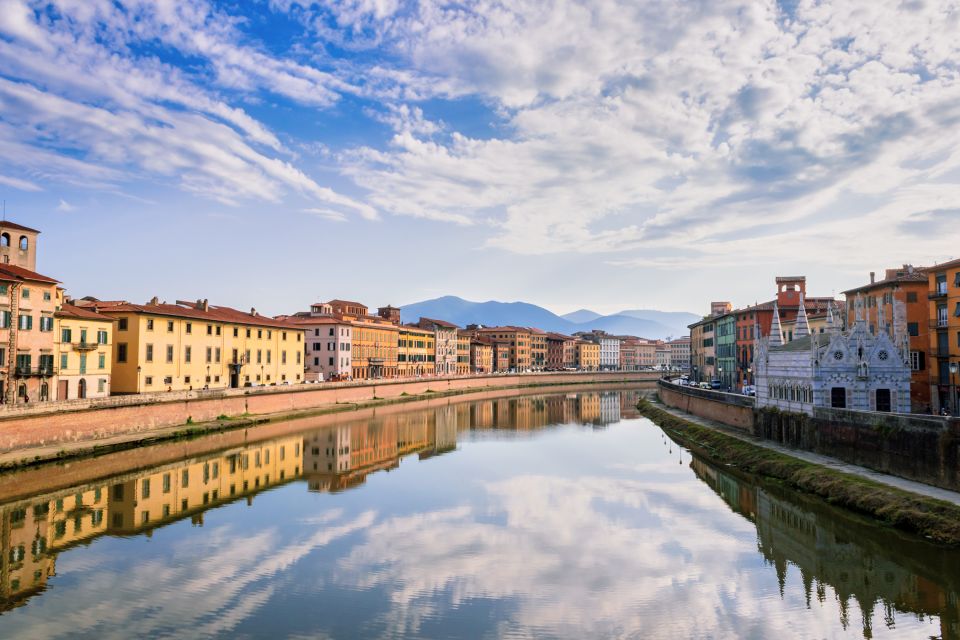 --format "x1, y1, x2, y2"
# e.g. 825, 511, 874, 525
286, 303, 352, 381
